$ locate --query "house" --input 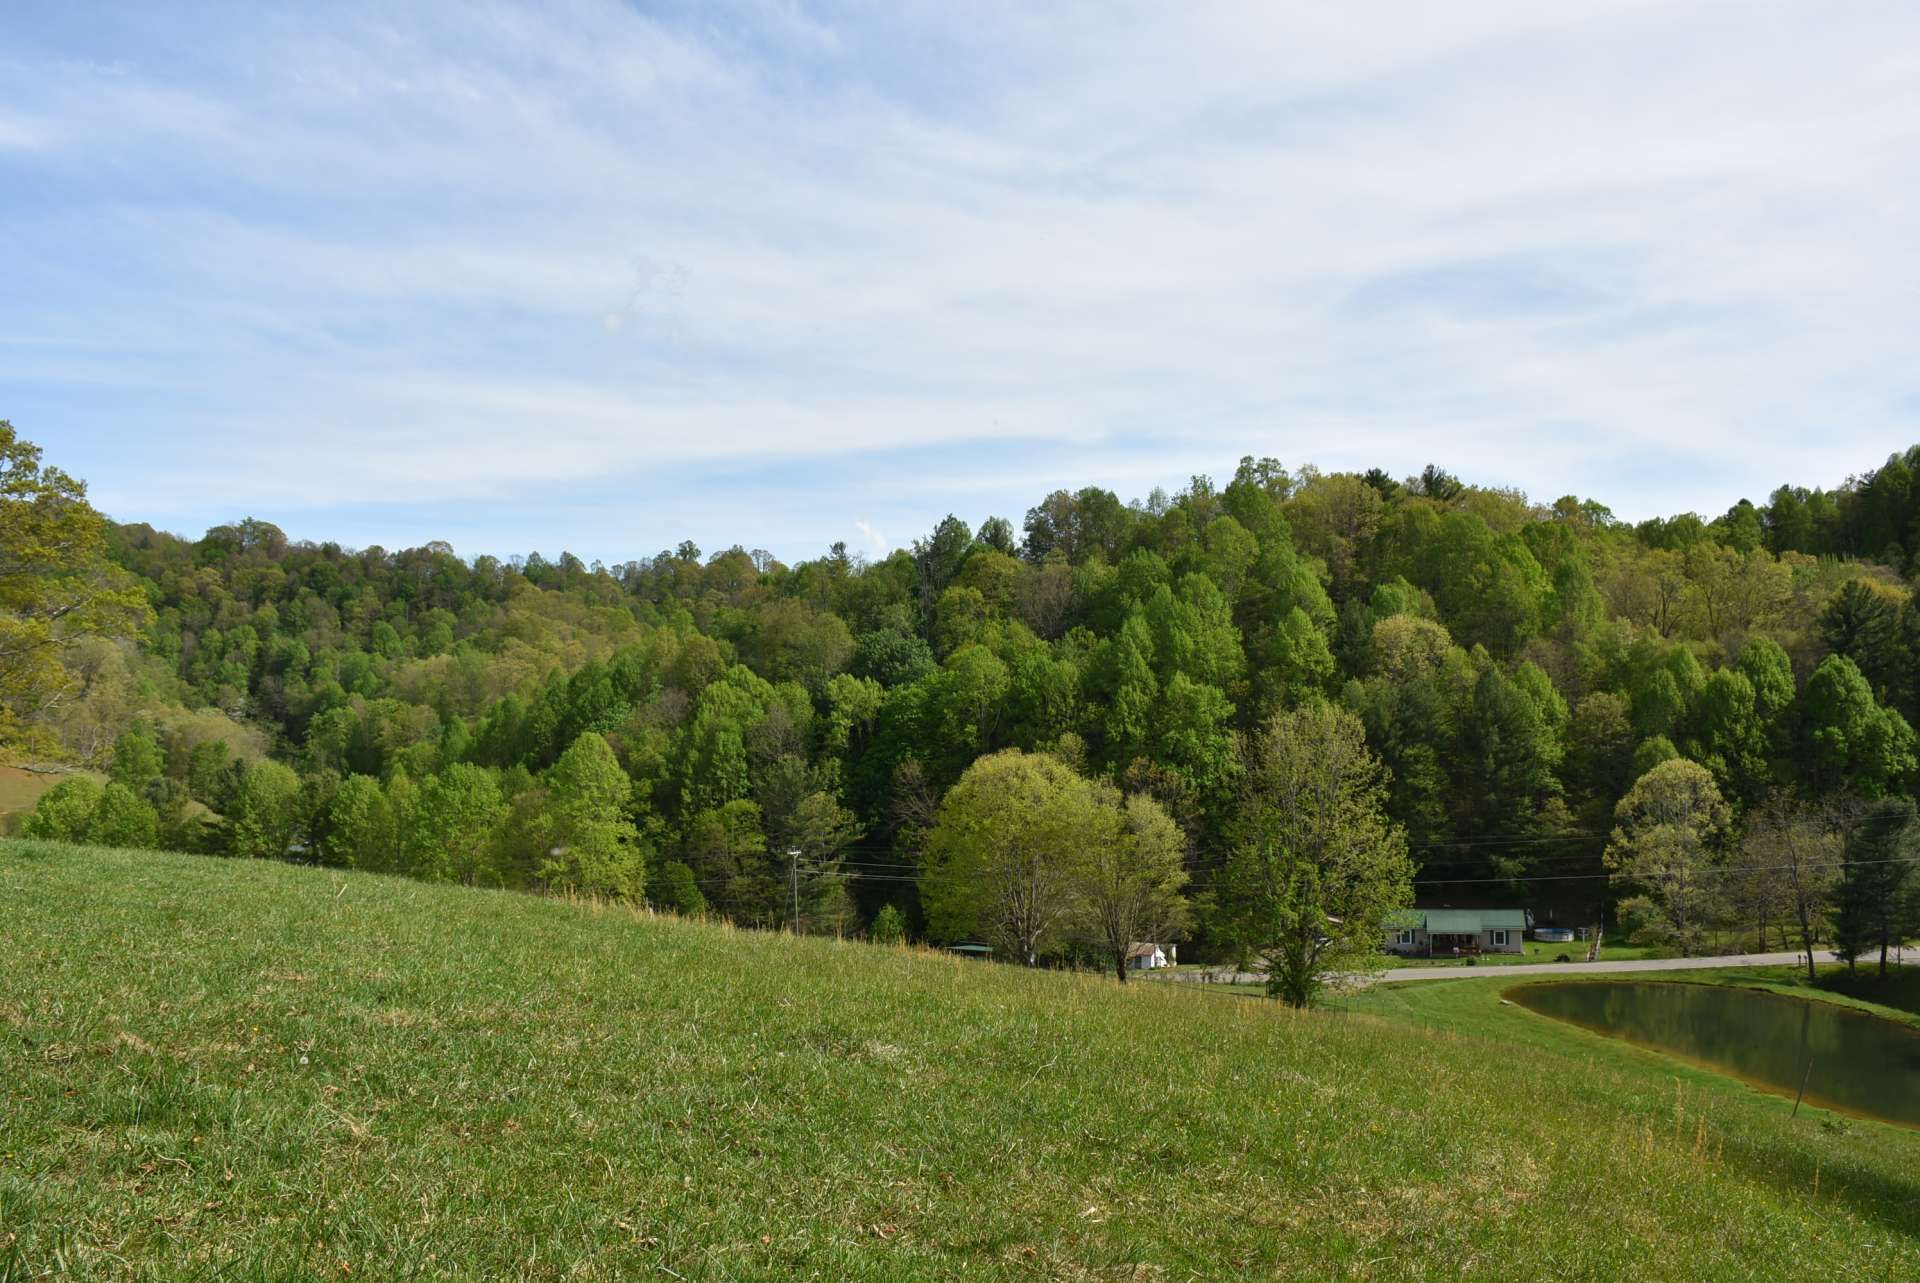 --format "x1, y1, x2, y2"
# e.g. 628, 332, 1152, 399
1384, 908, 1529, 957
1126, 942, 1176, 970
